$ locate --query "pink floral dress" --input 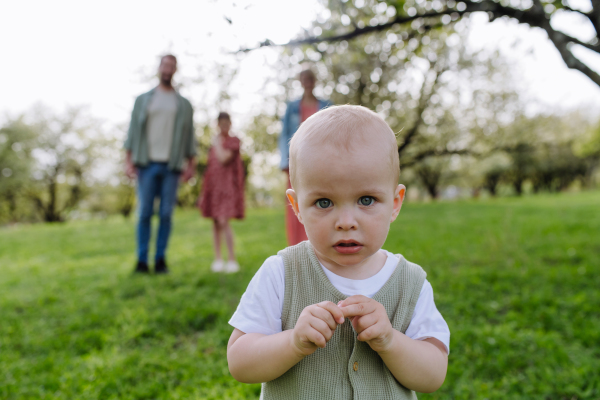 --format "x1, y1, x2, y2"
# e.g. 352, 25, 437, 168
198, 135, 245, 219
